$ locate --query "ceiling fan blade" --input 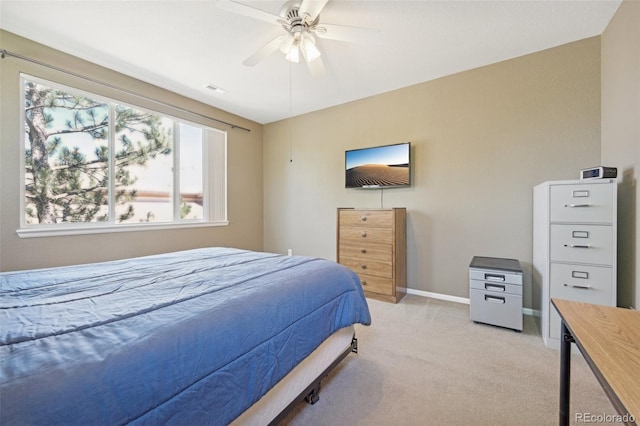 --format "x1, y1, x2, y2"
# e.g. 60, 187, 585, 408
243, 34, 288, 66
298, 0, 329, 21
306, 56, 326, 78
314, 23, 381, 44
217, 0, 283, 25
